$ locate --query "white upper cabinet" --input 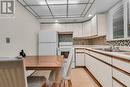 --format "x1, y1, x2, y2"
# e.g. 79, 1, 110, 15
40, 14, 107, 38
83, 14, 107, 37
83, 21, 91, 37
73, 24, 83, 37
91, 15, 98, 36
91, 14, 107, 36
74, 14, 107, 37
97, 14, 107, 36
